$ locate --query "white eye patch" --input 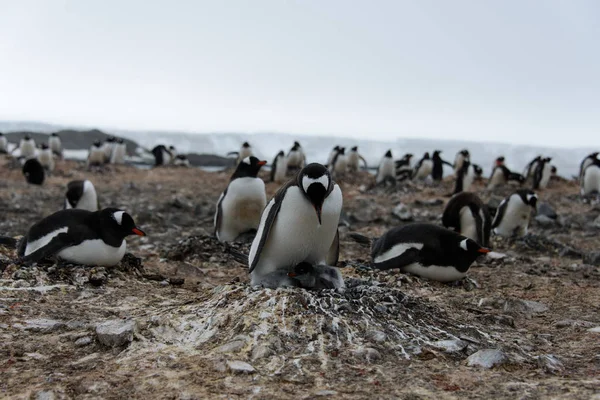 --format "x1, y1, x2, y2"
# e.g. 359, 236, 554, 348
302, 175, 329, 193
460, 239, 468, 251
242, 157, 251, 165
526, 194, 537, 203
113, 211, 125, 225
